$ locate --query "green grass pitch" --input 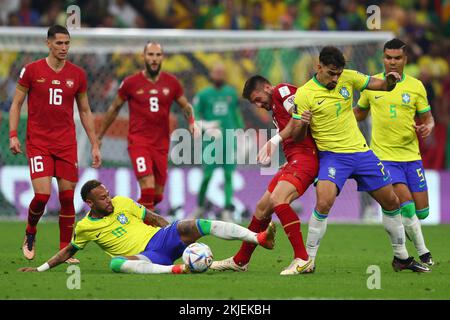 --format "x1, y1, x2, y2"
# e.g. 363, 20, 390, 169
1, 221, 449, 299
